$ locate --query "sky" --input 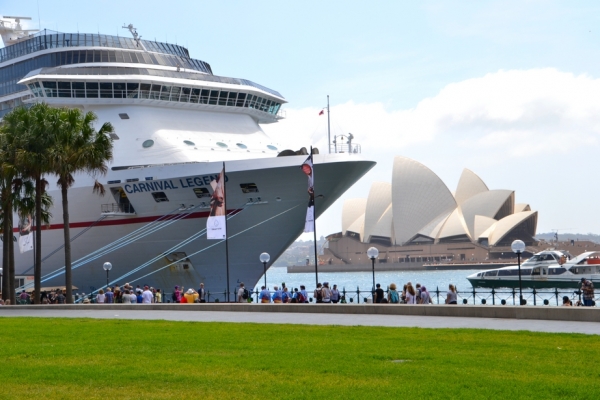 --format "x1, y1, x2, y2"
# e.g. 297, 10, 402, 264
6, 0, 600, 239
